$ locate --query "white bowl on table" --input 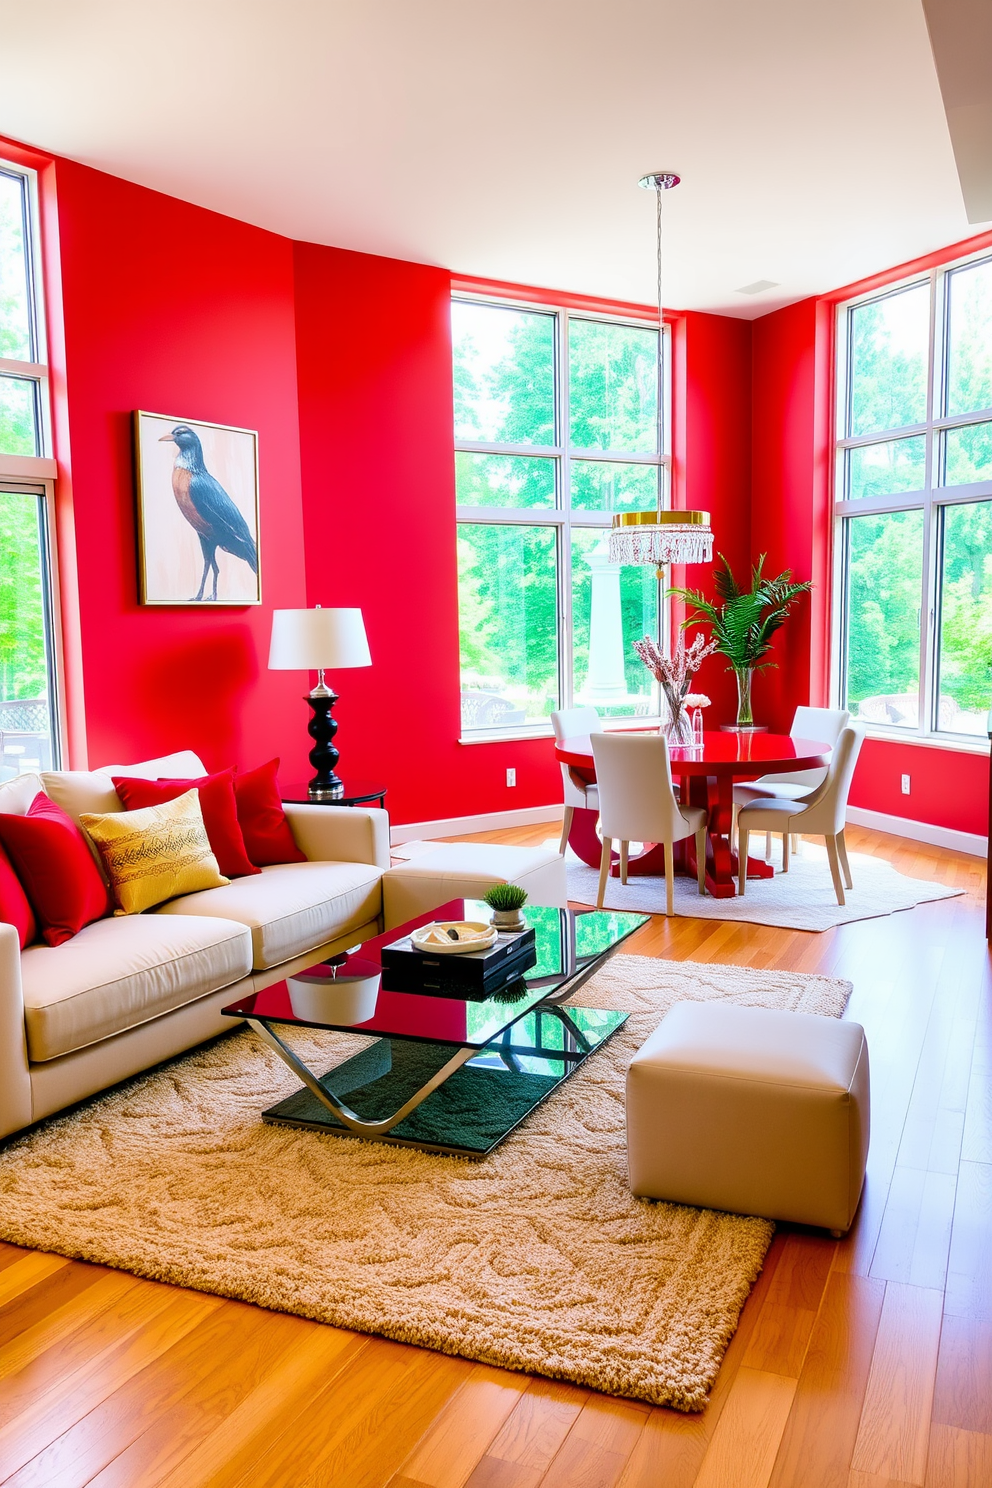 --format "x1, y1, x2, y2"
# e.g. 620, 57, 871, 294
410, 921, 499, 954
